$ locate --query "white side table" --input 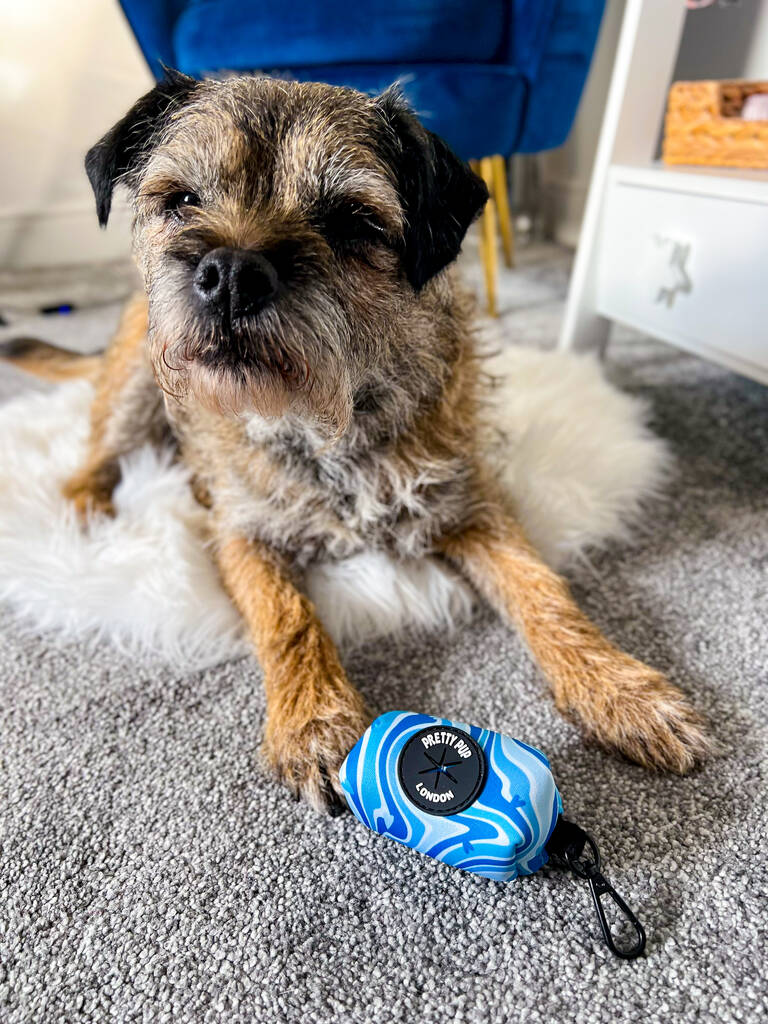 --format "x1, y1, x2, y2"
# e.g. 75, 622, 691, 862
559, 0, 768, 386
